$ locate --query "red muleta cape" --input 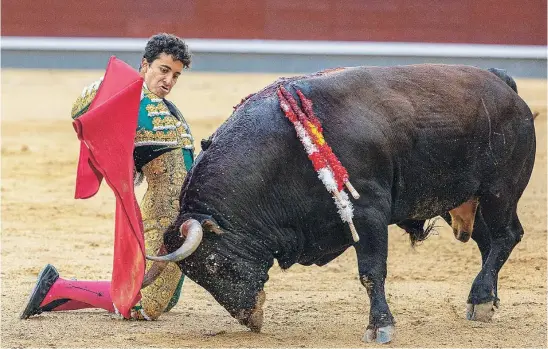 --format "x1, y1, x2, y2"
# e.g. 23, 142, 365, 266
72, 56, 145, 318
